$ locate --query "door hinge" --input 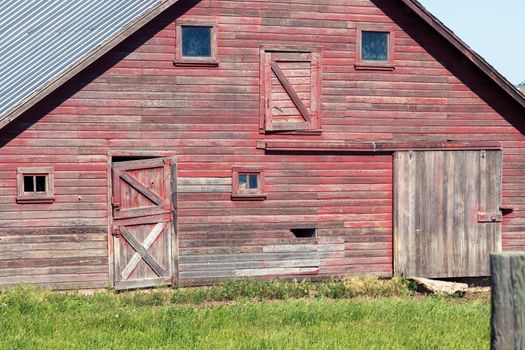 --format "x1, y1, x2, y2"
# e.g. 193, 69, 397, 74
111, 201, 121, 211
112, 227, 121, 237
